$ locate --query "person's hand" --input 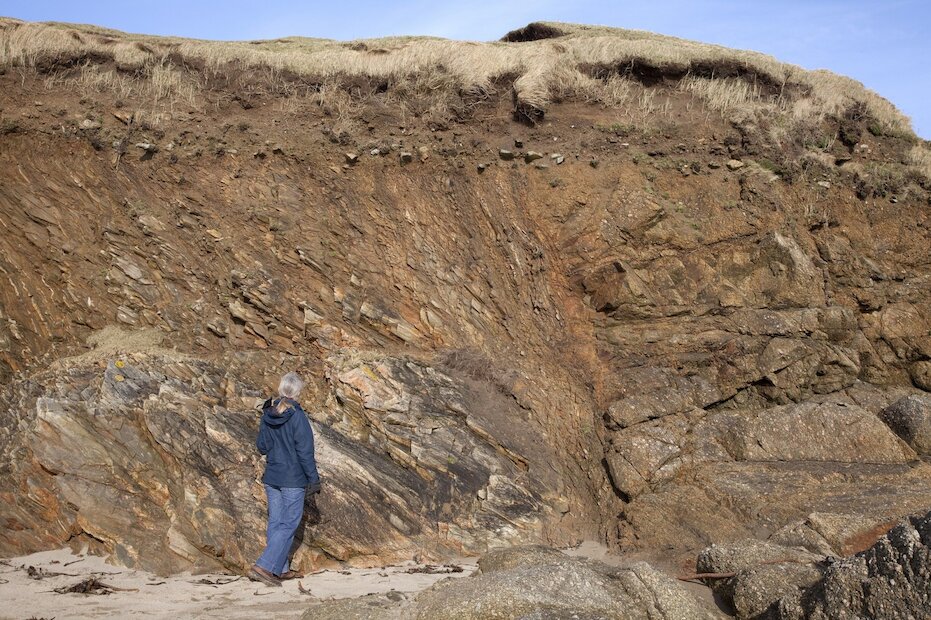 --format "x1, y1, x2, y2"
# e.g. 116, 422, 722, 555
308, 481, 321, 495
